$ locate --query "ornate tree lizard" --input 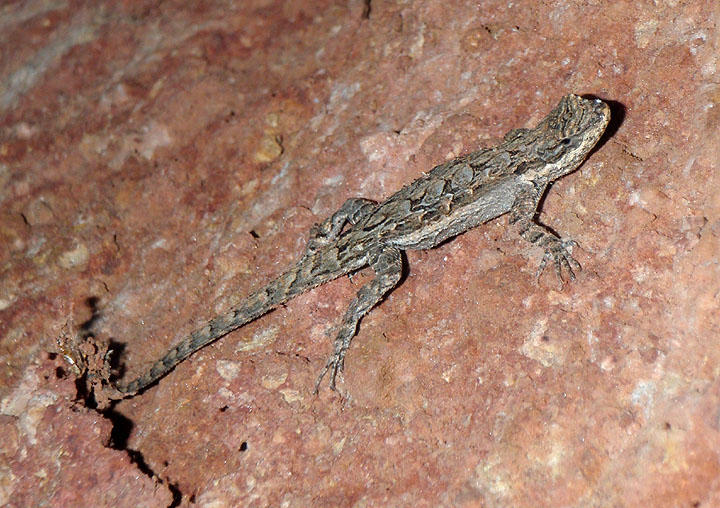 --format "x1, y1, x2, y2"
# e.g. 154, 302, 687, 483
98, 94, 610, 397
